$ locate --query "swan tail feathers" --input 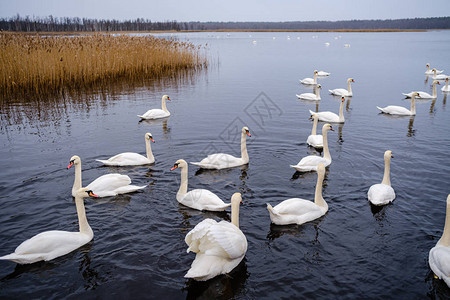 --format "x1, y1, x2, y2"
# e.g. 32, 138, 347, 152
266, 203, 277, 215
376, 106, 385, 113
308, 110, 316, 116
